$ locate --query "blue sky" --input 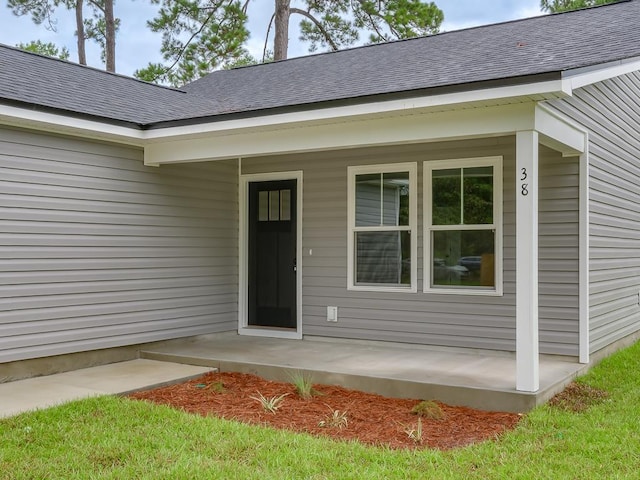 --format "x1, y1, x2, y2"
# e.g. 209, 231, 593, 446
0, 0, 543, 77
